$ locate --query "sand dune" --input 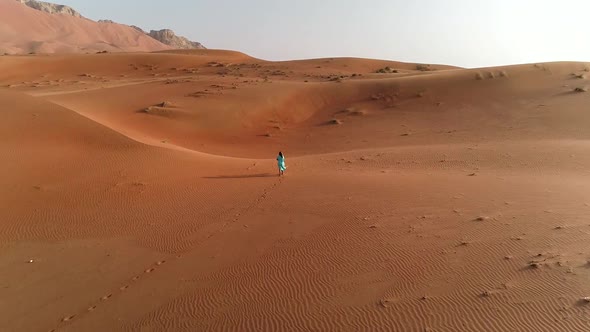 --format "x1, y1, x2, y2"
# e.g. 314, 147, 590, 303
1, 50, 590, 331
0, 0, 170, 54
